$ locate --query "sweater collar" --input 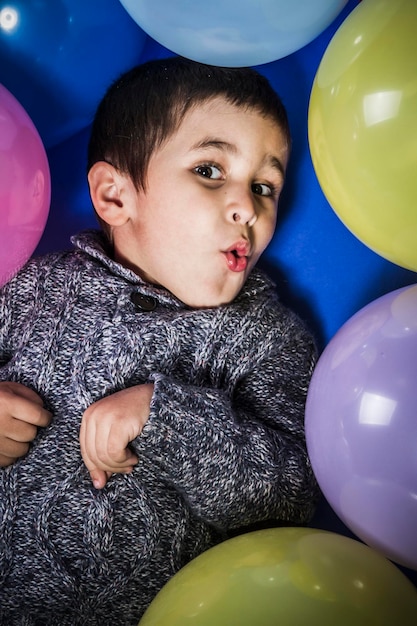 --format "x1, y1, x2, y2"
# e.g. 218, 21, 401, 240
71, 229, 186, 308
72, 229, 142, 285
